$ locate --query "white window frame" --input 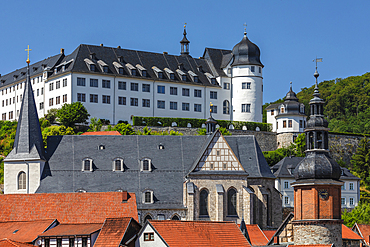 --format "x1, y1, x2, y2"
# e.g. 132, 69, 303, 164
113, 158, 124, 172
349, 182, 354, 190
143, 190, 154, 204
284, 196, 289, 205
341, 197, 346, 205
82, 158, 93, 172
349, 197, 354, 206
341, 183, 346, 190
141, 158, 152, 172
284, 181, 289, 189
